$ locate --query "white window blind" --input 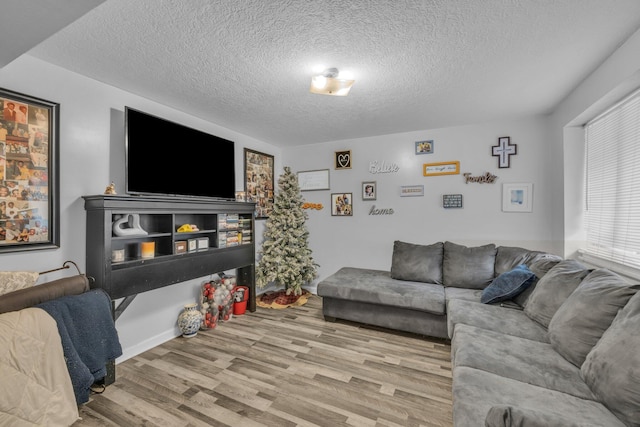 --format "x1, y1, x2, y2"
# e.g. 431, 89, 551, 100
584, 89, 640, 271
